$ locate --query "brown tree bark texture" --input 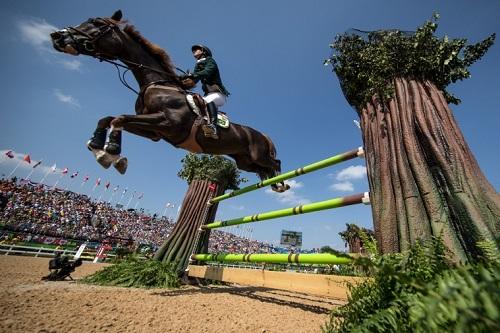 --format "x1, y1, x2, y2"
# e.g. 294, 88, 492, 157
154, 179, 224, 272
360, 78, 500, 262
